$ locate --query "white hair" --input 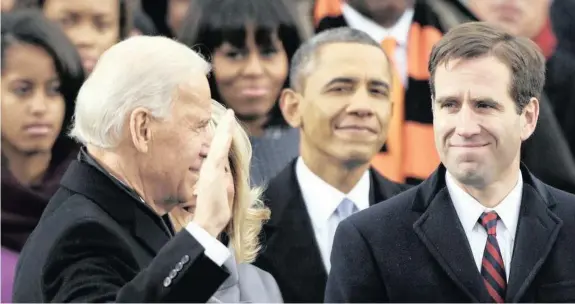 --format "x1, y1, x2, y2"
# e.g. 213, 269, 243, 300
69, 36, 211, 148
